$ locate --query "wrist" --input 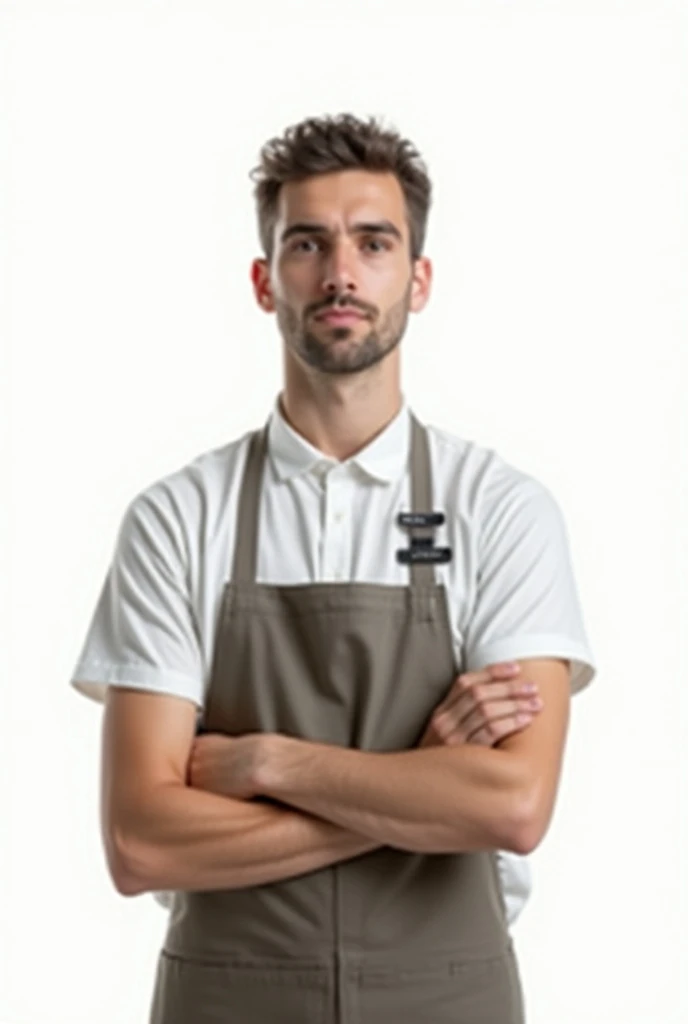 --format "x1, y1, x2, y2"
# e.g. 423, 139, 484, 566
256, 732, 290, 796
